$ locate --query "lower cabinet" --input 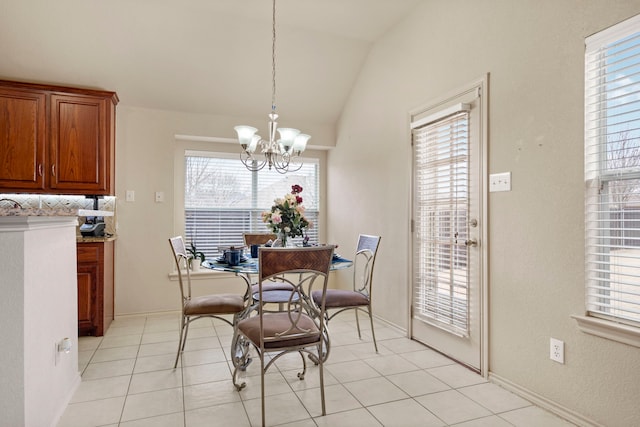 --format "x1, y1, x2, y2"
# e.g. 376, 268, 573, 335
77, 241, 114, 336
